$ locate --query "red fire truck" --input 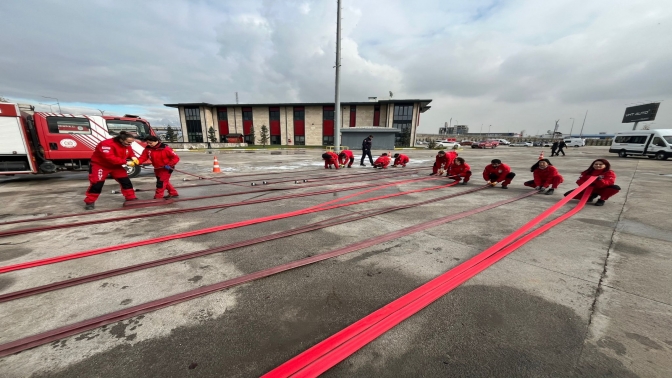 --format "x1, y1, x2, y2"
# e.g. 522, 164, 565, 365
0, 103, 156, 178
